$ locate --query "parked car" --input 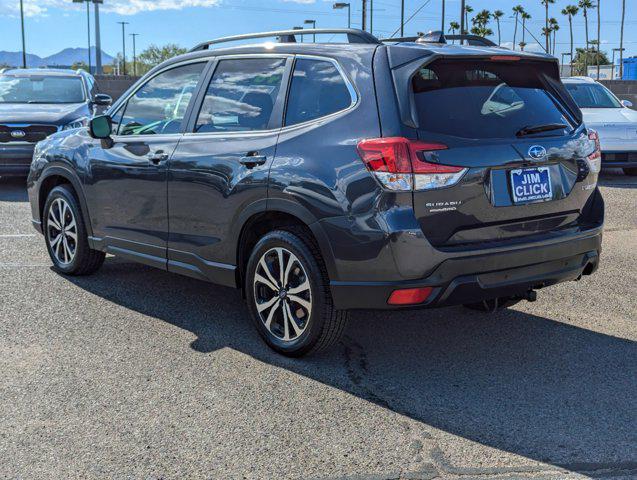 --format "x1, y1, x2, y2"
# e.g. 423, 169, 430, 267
563, 76, 637, 176
0, 68, 111, 177
27, 29, 604, 356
